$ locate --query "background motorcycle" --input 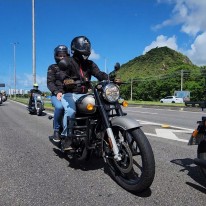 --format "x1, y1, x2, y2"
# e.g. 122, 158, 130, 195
0, 92, 2, 105
49, 76, 155, 193
2, 92, 7, 102
188, 116, 206, 178
28, 93, 44, 116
